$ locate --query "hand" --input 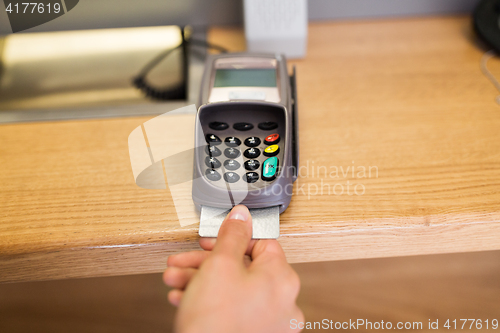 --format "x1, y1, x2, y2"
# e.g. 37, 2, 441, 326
163, 205, 304, 333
